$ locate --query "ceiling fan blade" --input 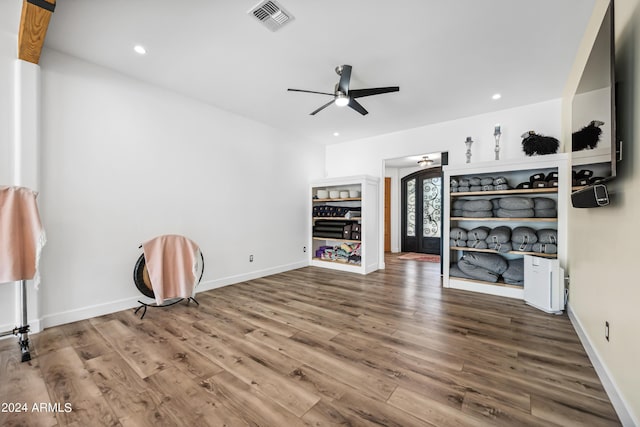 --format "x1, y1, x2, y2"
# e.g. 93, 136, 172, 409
348, 98, 368, 116
288, 88, 335, 96
338, 65, 352, 95
310, 99, 336, 115
349, 86, 400, 99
